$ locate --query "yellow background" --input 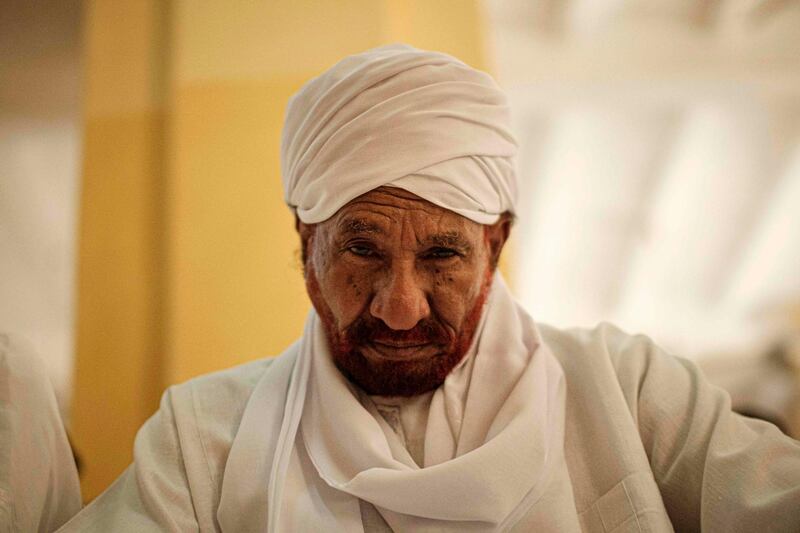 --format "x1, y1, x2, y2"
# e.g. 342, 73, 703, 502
73, 0, 489, 501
